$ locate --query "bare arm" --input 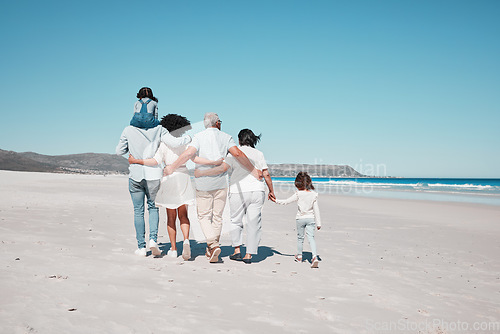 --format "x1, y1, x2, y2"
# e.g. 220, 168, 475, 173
128, 154, 158, 166
262, 169, 275, 201
228, 146, 263, 180
164, 146, 197, 176
160, 128, 191, 148
194, 163, 230, 178
192, 156, 224, 166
